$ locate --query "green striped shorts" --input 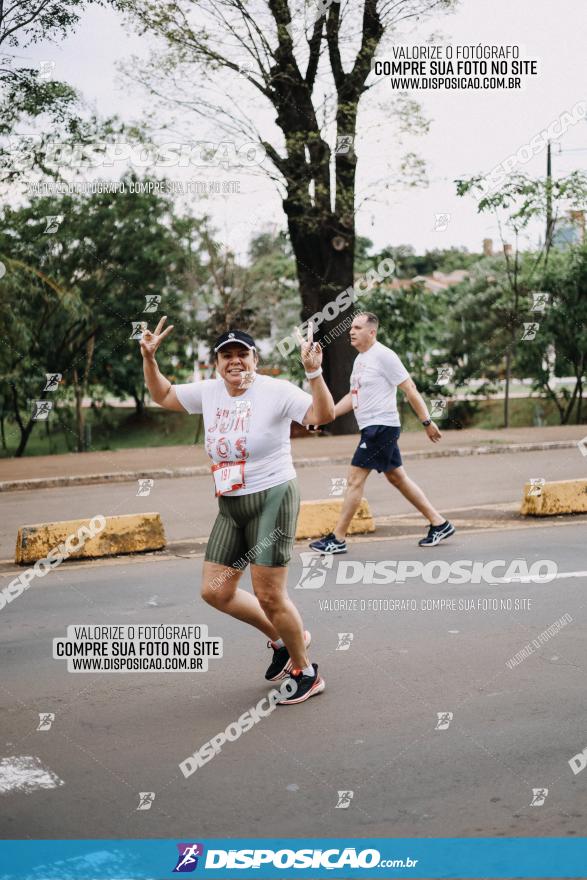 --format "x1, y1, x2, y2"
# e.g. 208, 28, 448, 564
205, 479, 301, 569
